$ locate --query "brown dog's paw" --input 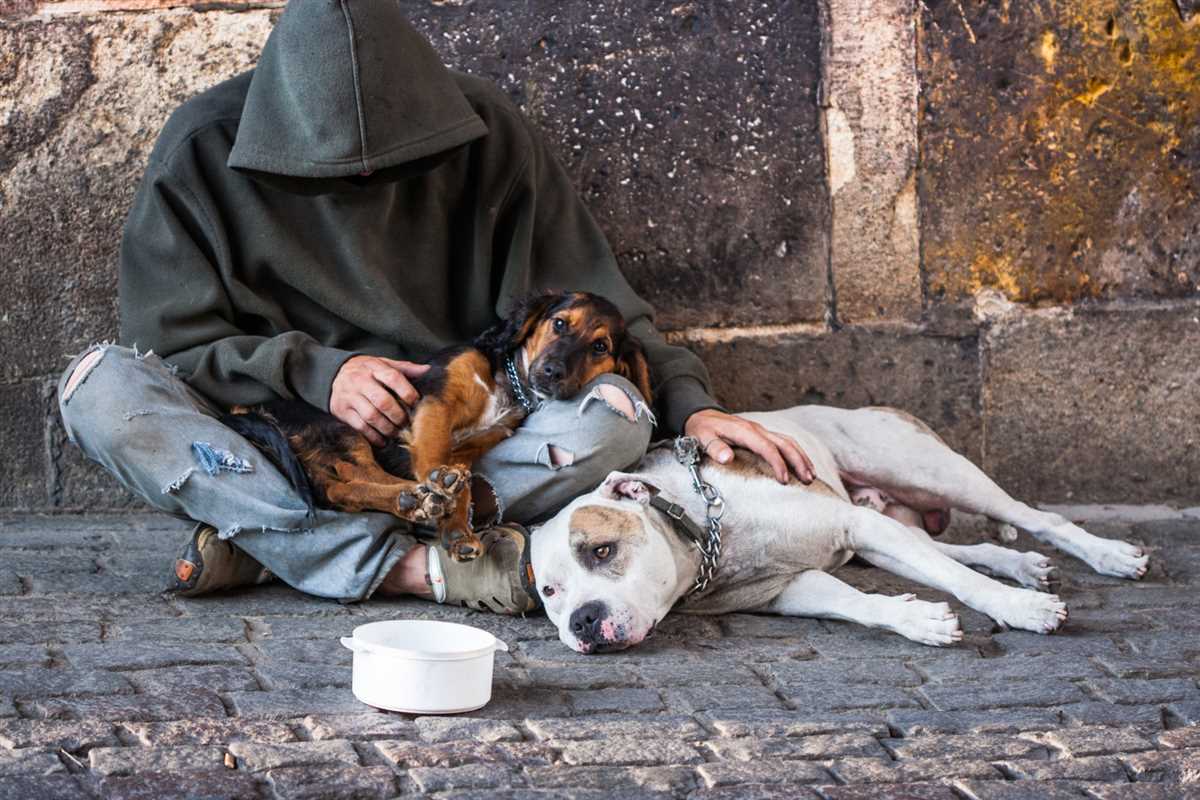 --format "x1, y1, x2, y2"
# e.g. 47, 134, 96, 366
397, 484, 453, 522
427, 465, 470, 496
444, 528, 483, 562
